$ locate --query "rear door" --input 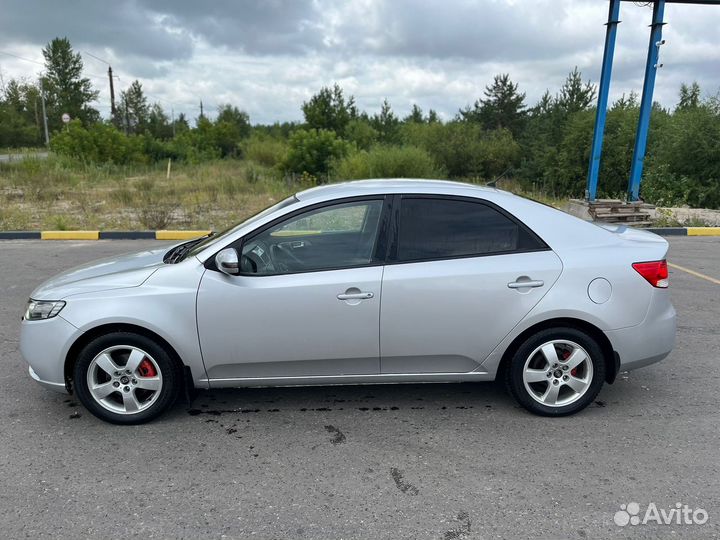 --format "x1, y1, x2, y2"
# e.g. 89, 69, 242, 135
380, 195, 562, 374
